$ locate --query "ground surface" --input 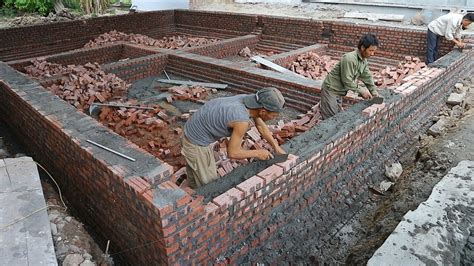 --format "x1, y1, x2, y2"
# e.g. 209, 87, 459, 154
0, 121, 108, 266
